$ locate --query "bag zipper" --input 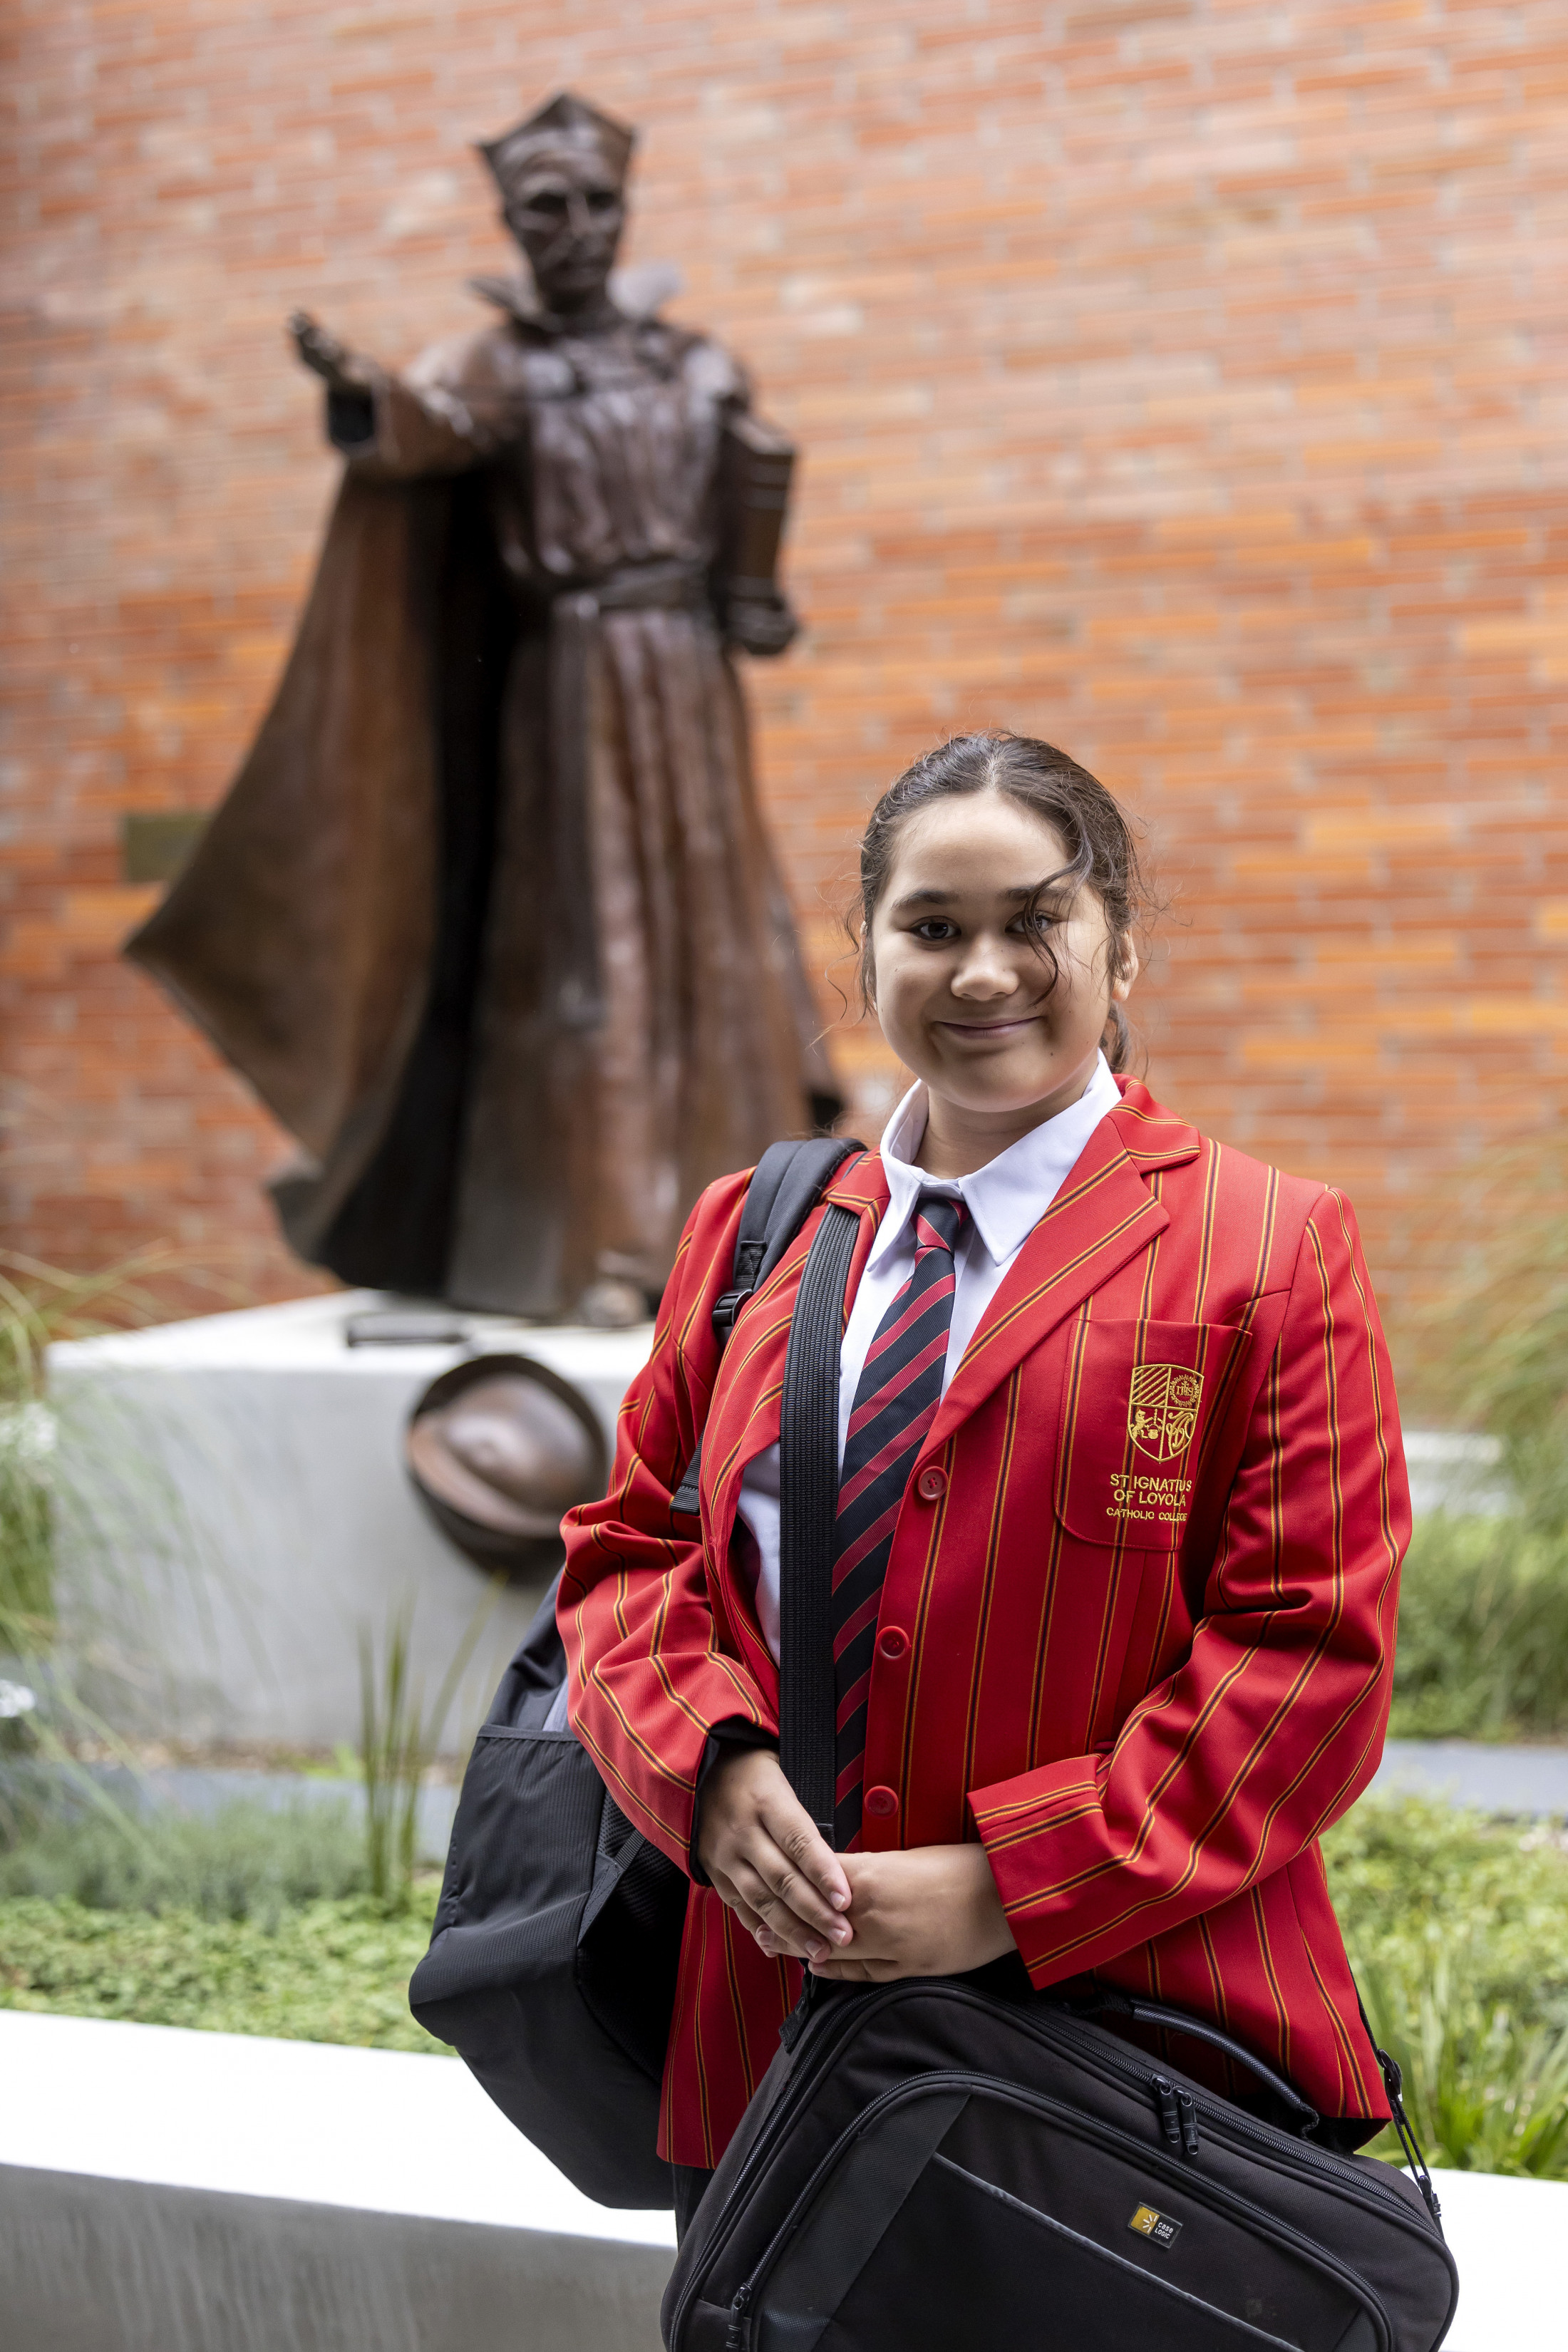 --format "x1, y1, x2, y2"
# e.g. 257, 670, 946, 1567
724, 2281, 752, 2352
723, 2065, 1393, 2352
668, 1982, 1440, 2349
1152, 2075, 1200, 2157
1019, 2002, 1440, 2236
